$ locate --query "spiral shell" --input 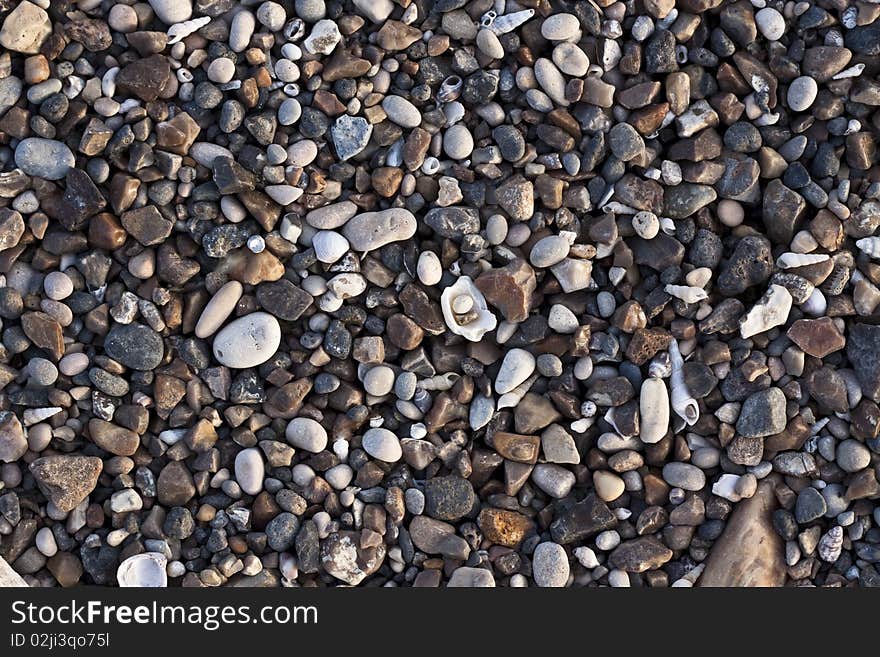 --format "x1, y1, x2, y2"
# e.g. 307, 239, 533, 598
776, 252, 830, 269
664, 284, 708, 305
417, 372, 460, 391
668, 339, 699, 426
117, 553, 168, 587
440, 276, 497, 342
818, 526, 843, 563
856, 236, 880, 259
166, 16, 211, 45
486, 9, 535, 34
437, 75, 463, 103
